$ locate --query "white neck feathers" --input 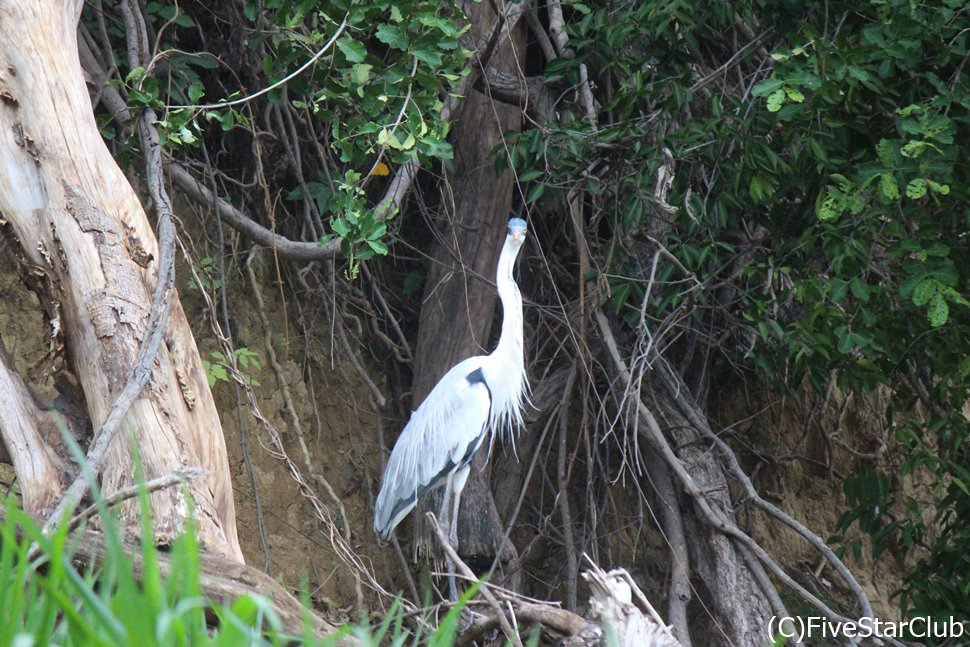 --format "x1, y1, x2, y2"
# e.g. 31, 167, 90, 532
485, 235, 528, 434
